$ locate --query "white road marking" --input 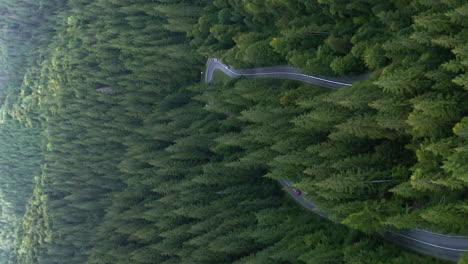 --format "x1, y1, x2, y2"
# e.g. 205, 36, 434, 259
413, 229, 468, 238
390, 231, 468, 252
279, 179, 468, 253
212, 62, 352, 86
